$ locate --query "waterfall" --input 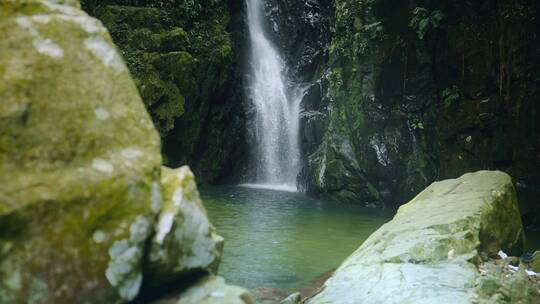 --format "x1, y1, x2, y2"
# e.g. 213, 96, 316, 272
243, 0, 302, 192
